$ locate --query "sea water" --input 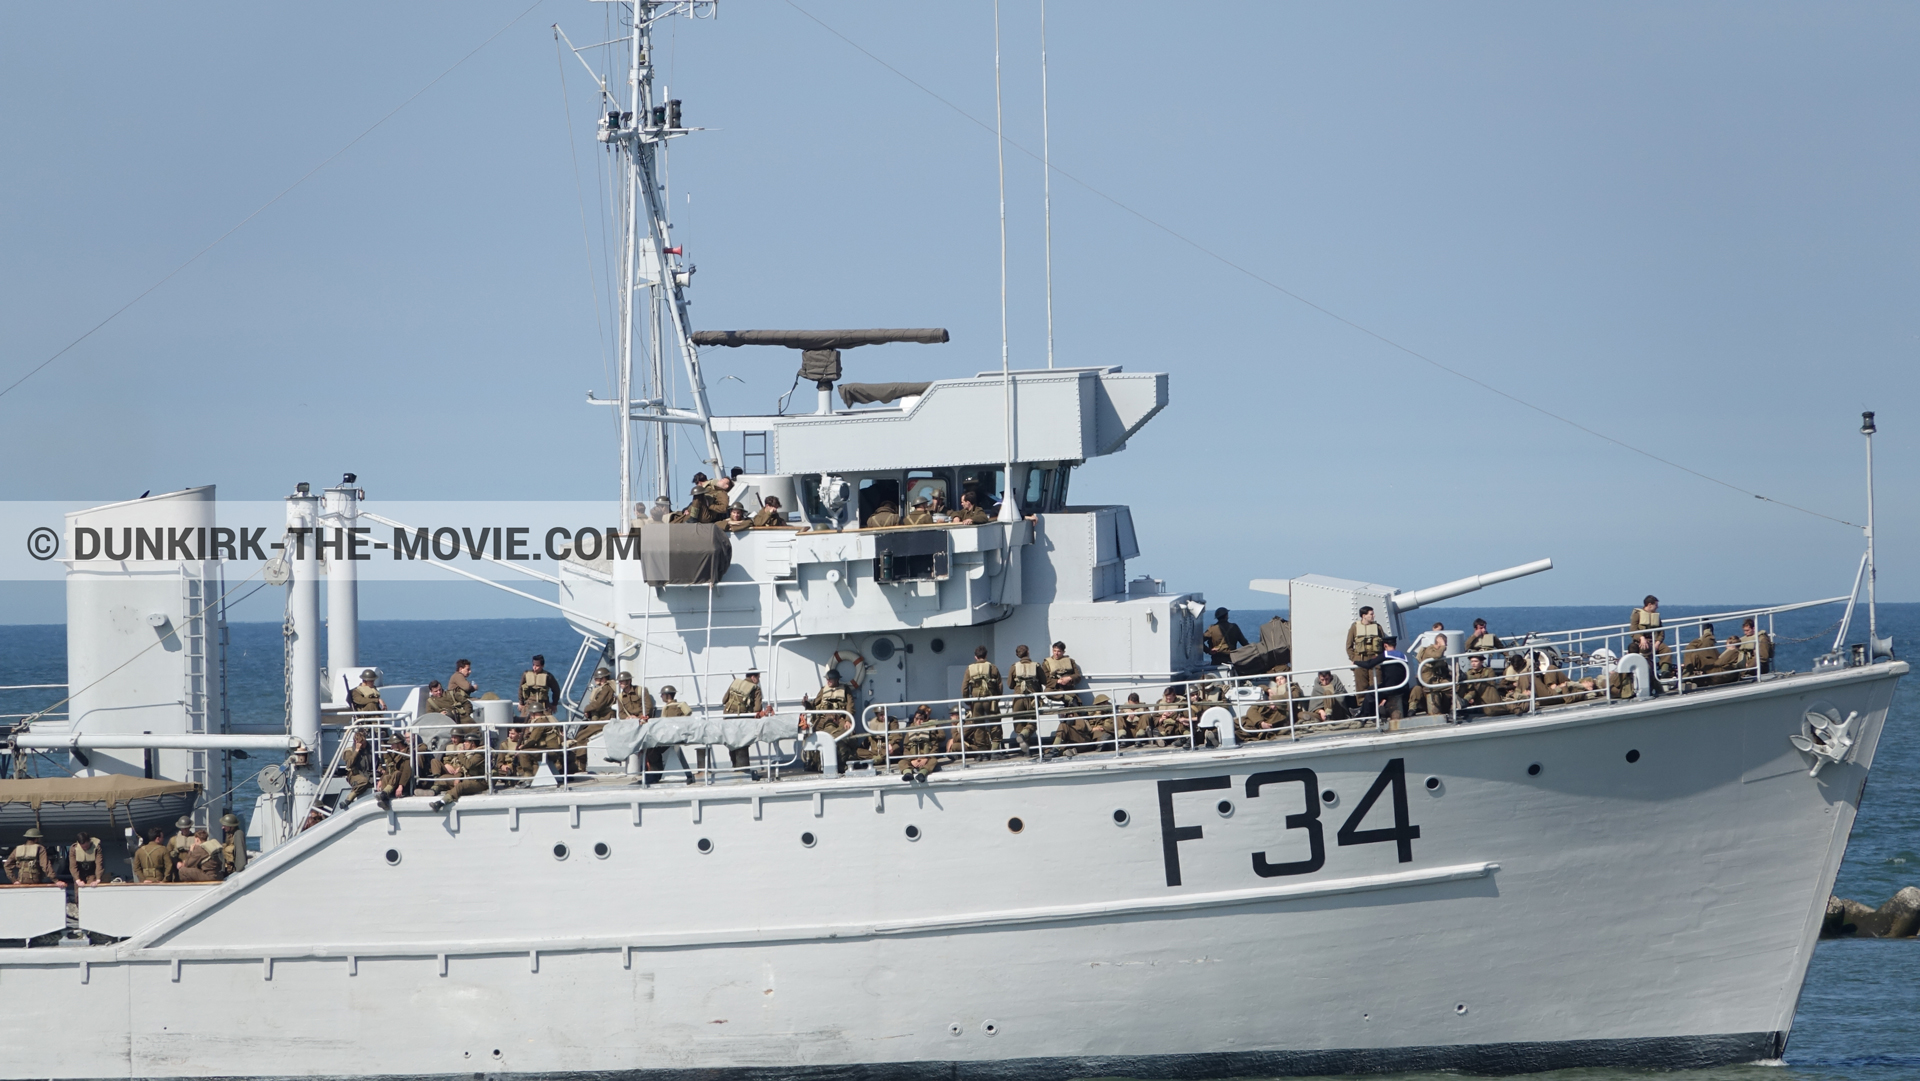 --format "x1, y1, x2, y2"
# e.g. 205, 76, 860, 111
2, 602, 1916, 1080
